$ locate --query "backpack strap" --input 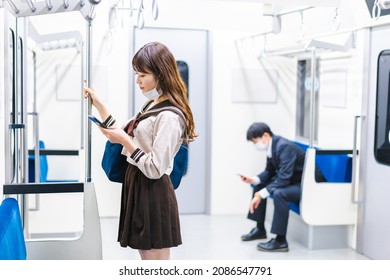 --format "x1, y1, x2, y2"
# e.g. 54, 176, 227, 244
137, 105, 189, 145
